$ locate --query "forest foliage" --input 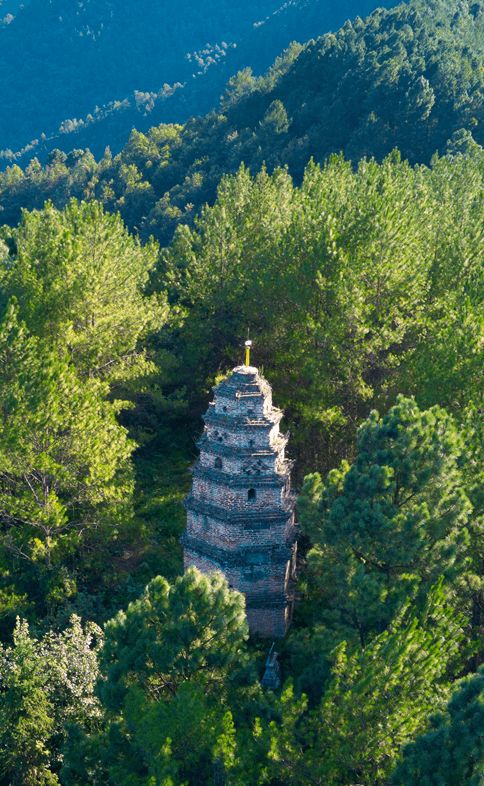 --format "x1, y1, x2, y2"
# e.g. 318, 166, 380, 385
0, 148, 482, 784
0, 0, 482, 242
0, 0, 394, 165
0, 0, 280, 154
161, 151, 483, 477
0, 0, 483, 783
